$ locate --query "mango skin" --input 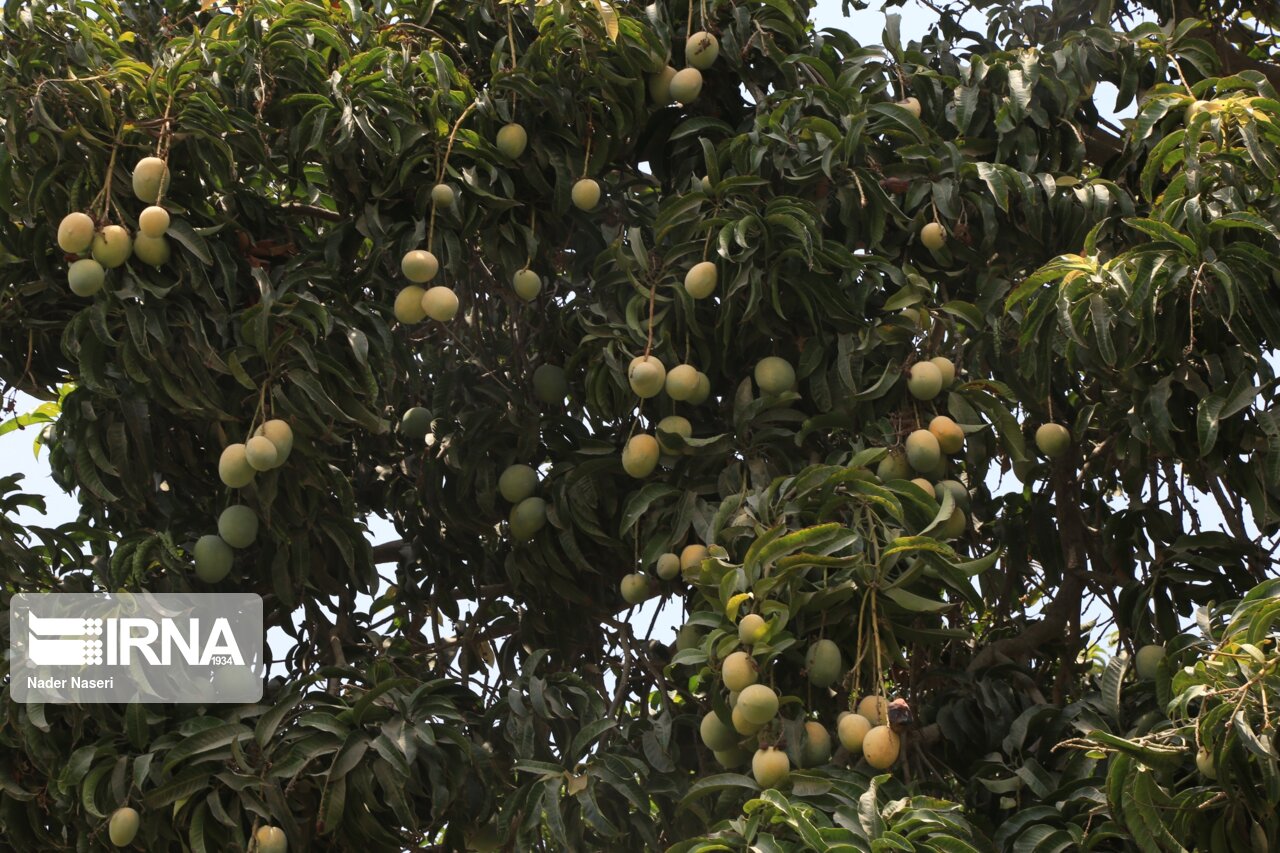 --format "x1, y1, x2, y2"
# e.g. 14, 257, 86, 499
108, 806, 140, 847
